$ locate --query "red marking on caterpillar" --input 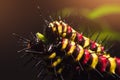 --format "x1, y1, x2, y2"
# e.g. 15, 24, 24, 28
83, 49, 90, 64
